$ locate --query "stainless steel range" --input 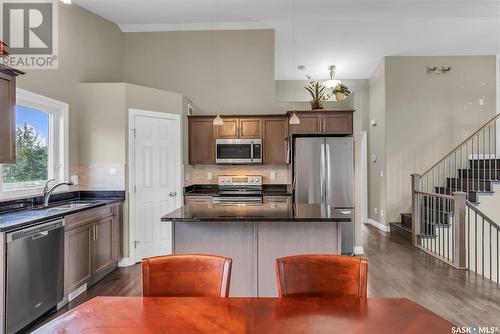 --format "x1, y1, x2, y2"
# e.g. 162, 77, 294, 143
213, 175, 263, 205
